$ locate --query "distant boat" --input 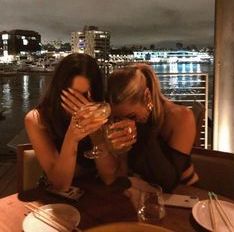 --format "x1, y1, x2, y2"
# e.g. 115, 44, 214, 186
133, 50, 213, 64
